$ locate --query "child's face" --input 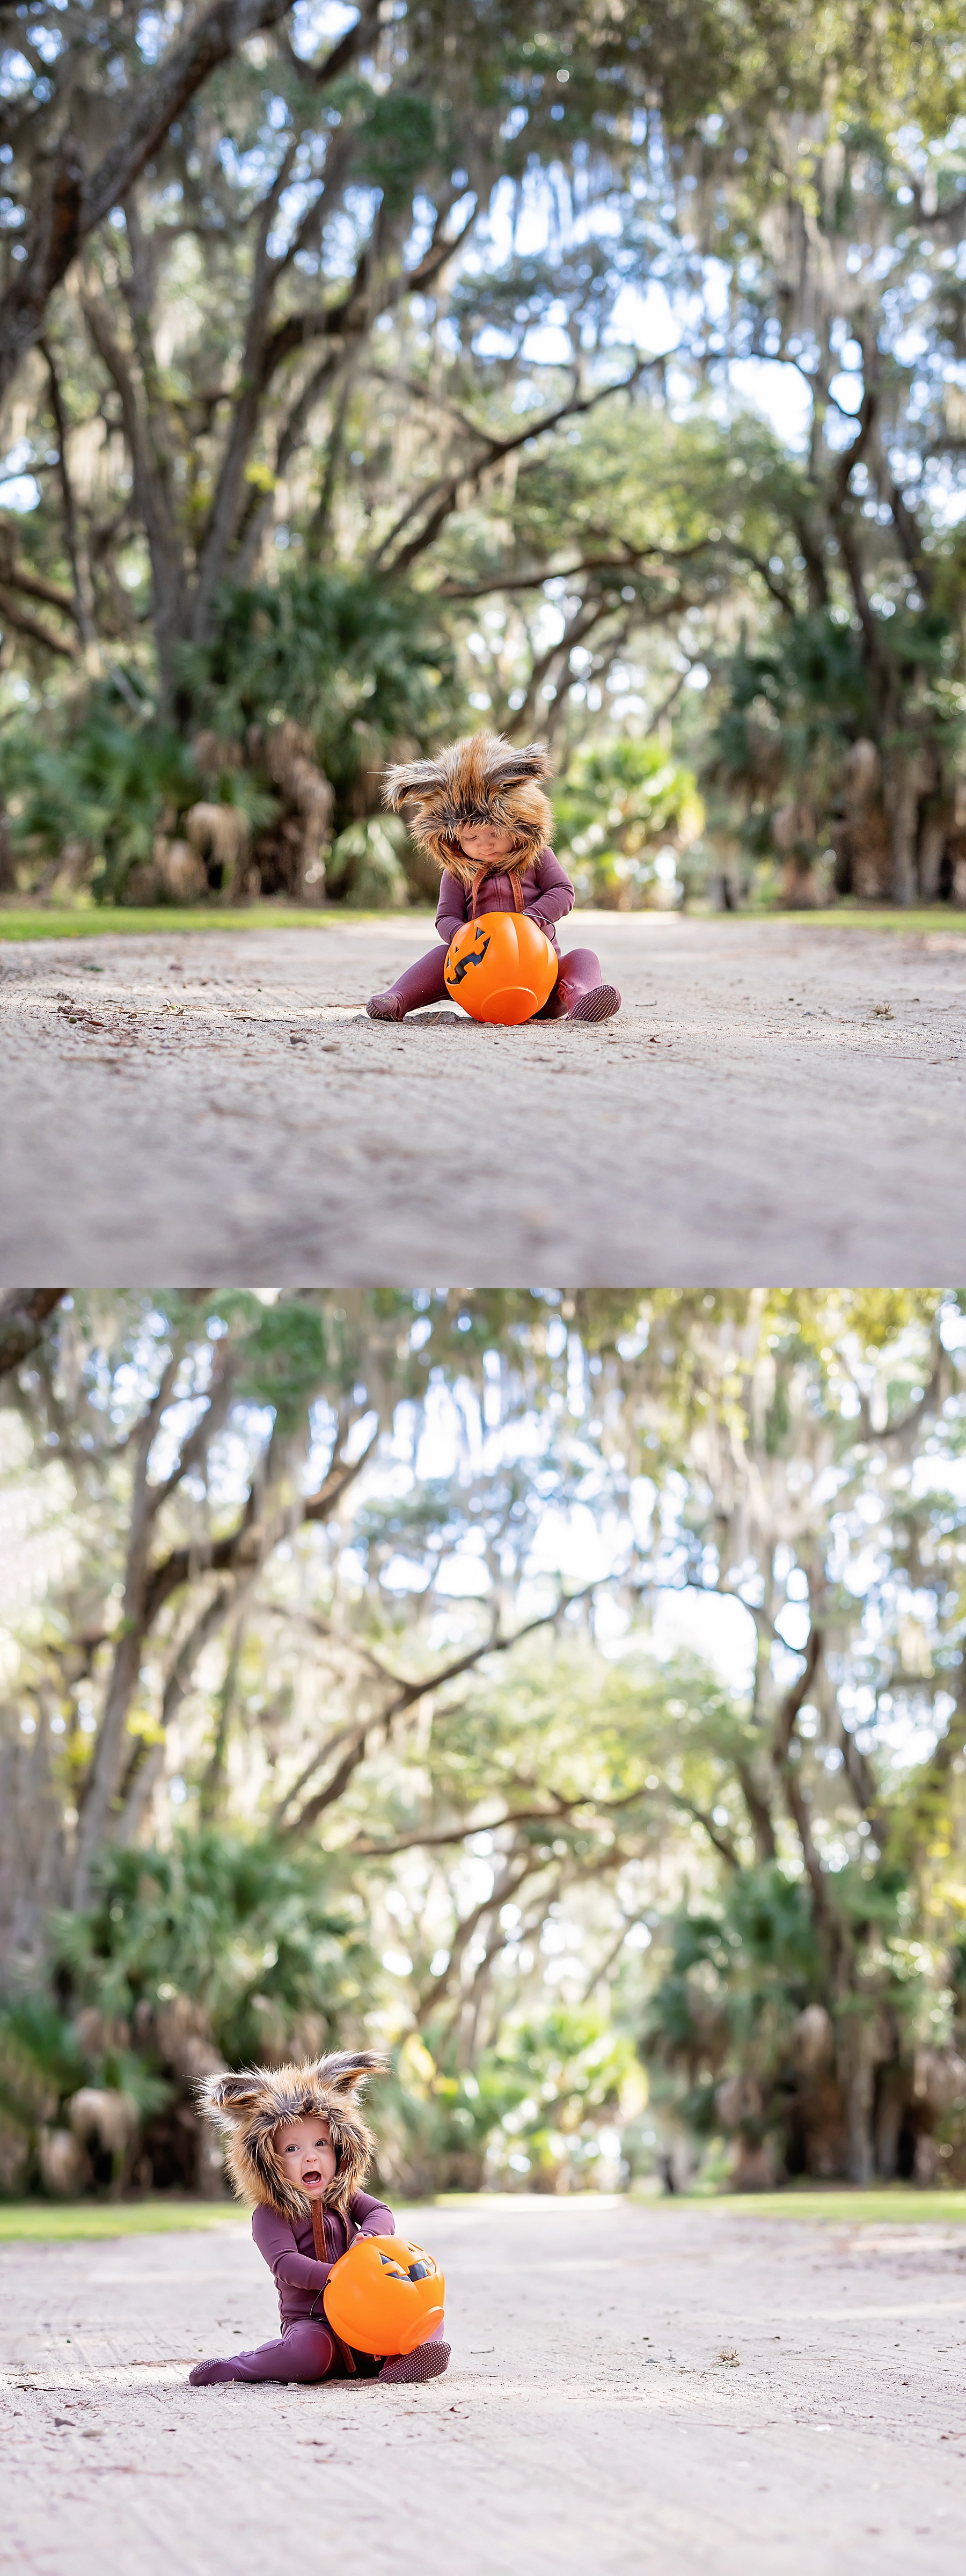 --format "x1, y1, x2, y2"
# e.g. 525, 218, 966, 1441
275, 2114, 337, 2197
457, 821, 516, 867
